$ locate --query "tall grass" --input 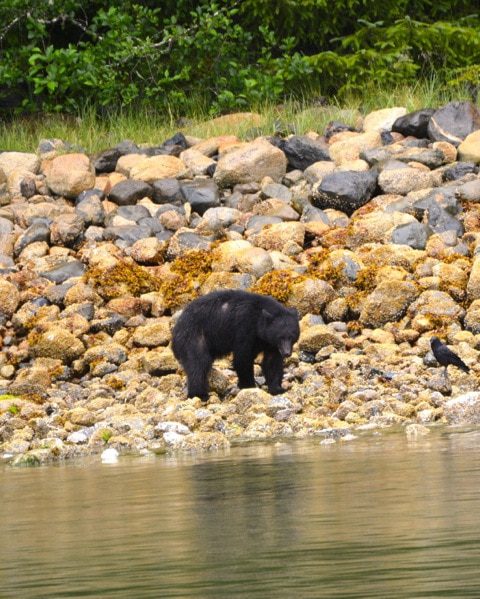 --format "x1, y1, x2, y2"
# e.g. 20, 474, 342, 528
0, 80, 475, 153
